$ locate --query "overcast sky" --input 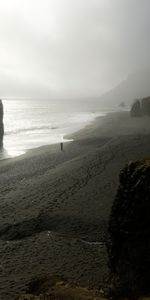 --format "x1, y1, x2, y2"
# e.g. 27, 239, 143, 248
0, 0, 150, 99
